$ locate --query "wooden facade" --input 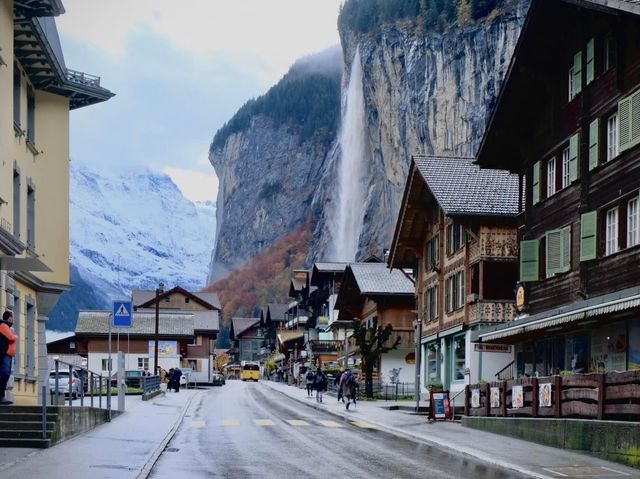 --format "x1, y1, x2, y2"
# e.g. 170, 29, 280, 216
476, 0, 640, 378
